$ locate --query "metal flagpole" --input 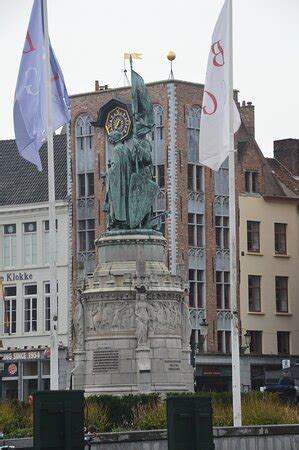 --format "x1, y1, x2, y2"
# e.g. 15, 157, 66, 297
42, 0, 59, 390
228, 0, 242, 426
